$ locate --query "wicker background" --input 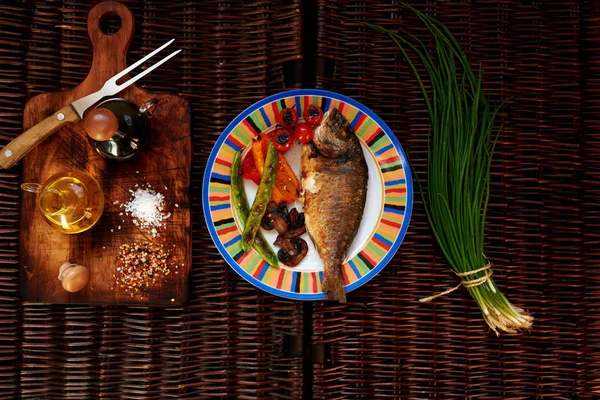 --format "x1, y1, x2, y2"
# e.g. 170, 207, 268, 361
0, 0, 596, 398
